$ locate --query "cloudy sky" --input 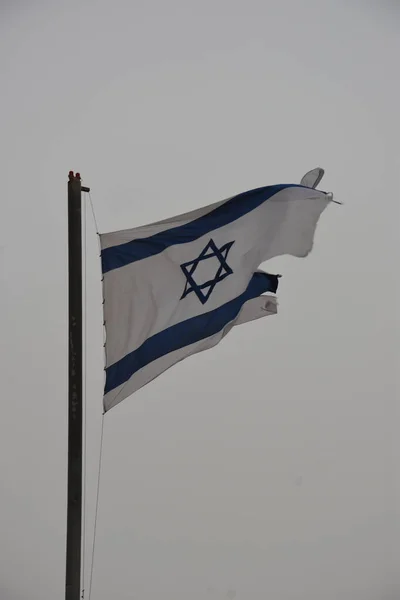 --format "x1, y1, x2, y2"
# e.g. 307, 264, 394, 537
0, 1, 398, 599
